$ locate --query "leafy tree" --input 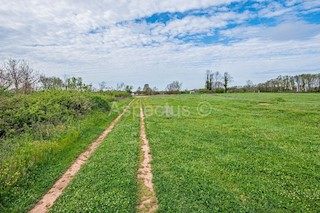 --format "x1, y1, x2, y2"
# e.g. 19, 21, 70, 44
143, 84, 152, 95
223, 72, 232, 92
125, 85, 133, 93
39, 75, 64, 90
205, 70, 211, 90
205, 70, 223, 91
